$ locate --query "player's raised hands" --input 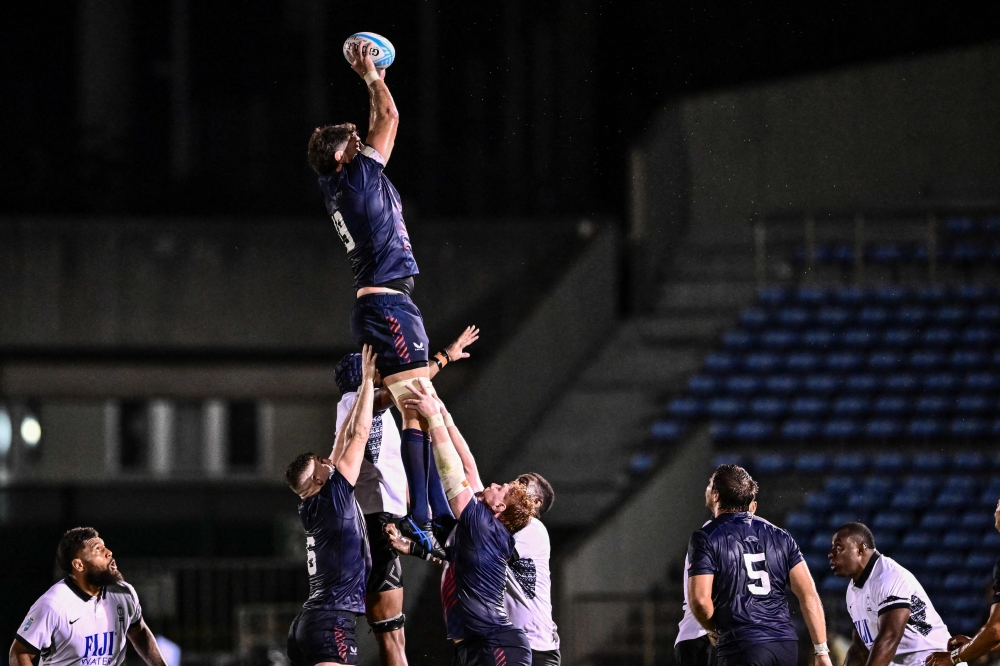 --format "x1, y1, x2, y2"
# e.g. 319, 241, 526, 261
360, 344, 377, 383
402, 379, 441, 418
443, 326, 480, 362
346, 39, 385, 81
